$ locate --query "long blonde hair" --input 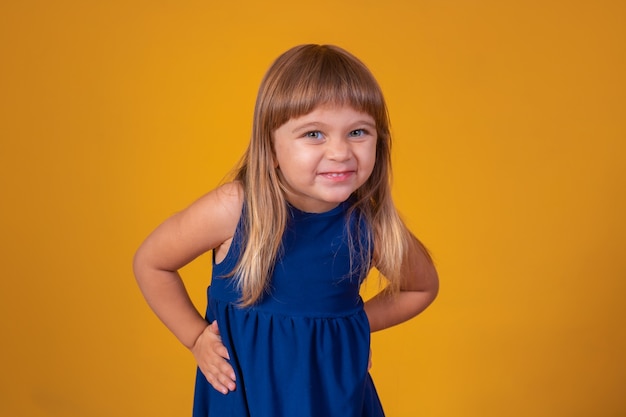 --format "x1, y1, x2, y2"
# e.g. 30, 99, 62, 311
231, 44, 427, 306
